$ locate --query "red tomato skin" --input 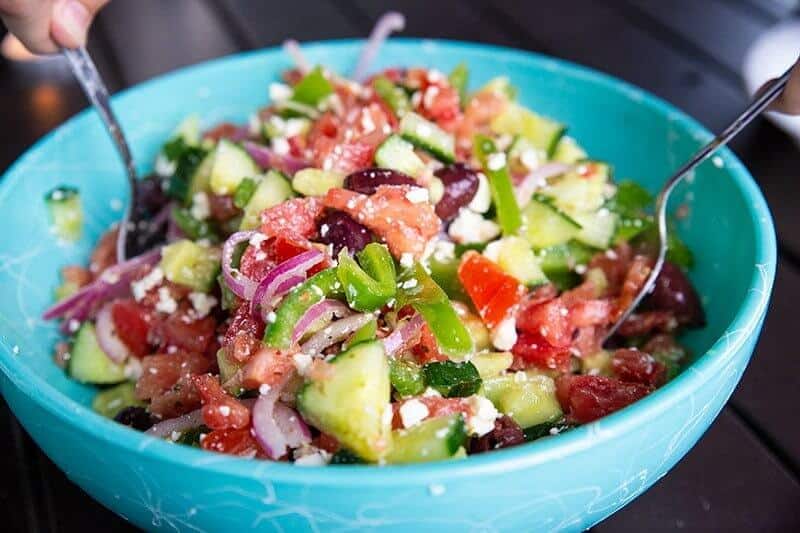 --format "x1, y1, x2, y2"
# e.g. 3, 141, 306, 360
511, 330, 572, 372
555, 374, 652, 424
516, 298, 572, 348
110, 299, 152, 357
457, 252, 525, 328
201, 428, 260, 456
155, 312, 217, 356
194, 374, 250, 430
259, 197, 325, 240
222, 305, 265, 364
